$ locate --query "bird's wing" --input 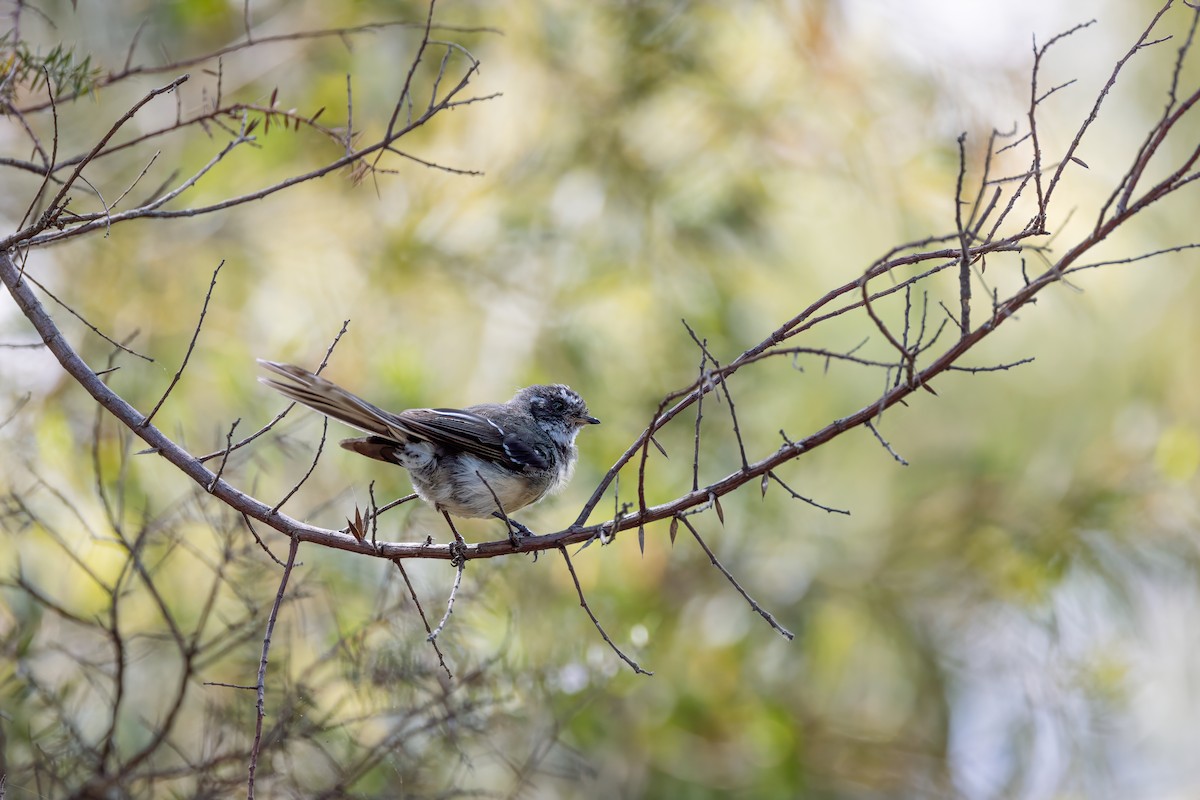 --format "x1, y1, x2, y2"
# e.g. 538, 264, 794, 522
394, 408, 550, 470
259, 360, 551, 470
